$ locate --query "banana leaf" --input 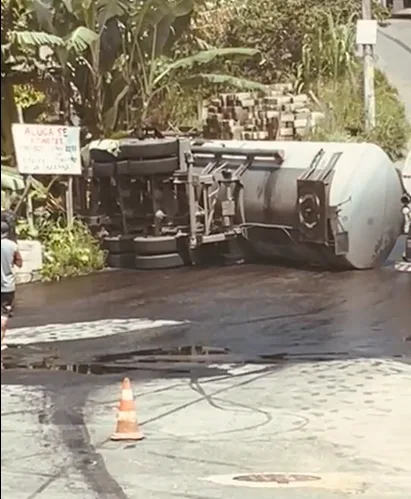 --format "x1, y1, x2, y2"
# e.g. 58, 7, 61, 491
1, 165, 25, 192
